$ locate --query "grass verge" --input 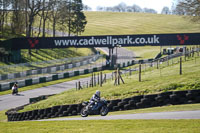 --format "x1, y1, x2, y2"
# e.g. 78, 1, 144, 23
0, 119, 200, 133
20, 55, 200, 112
